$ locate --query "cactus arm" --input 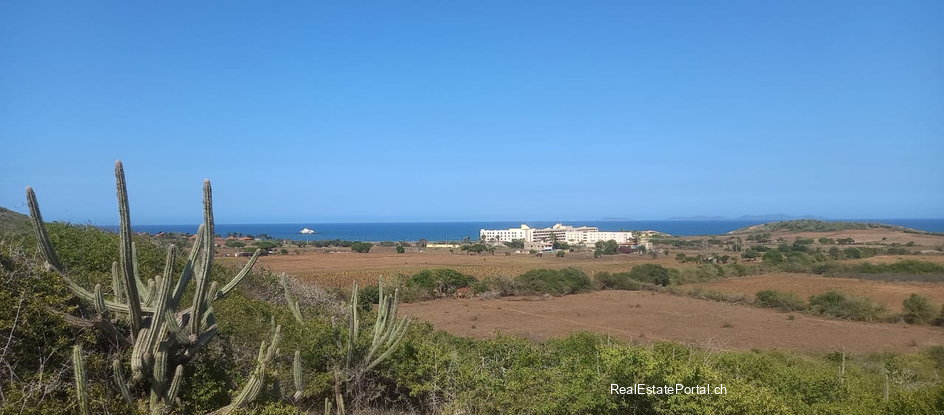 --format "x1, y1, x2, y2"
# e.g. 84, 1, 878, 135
170, 224, 204, 308
215, 250, 260, 300
132, 242, 147, 295
208, 326, 281, 415
112, 359, 133, 404
188, 180, 214, 336
181, 324, 217, 362
292, 350, 304, 400
111, 261, 125, 303
149, 348, 167, 412
281, 274, 305, 325
142, 278, 156, 307
137, 246, 177, 366
365, 319, 411, 372
166, 365, 184, 410
25, 187, 64, 273
72, 345, 89, 415
163, 311, 190, 344
115, 161, 145, 336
